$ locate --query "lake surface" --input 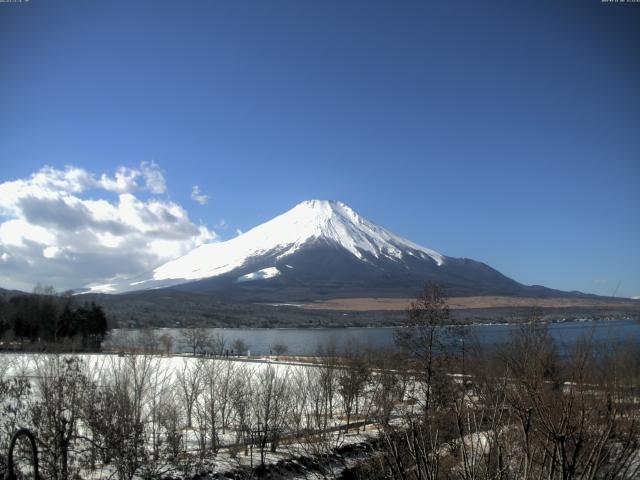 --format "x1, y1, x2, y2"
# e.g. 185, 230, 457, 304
105, 318, 640, 356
